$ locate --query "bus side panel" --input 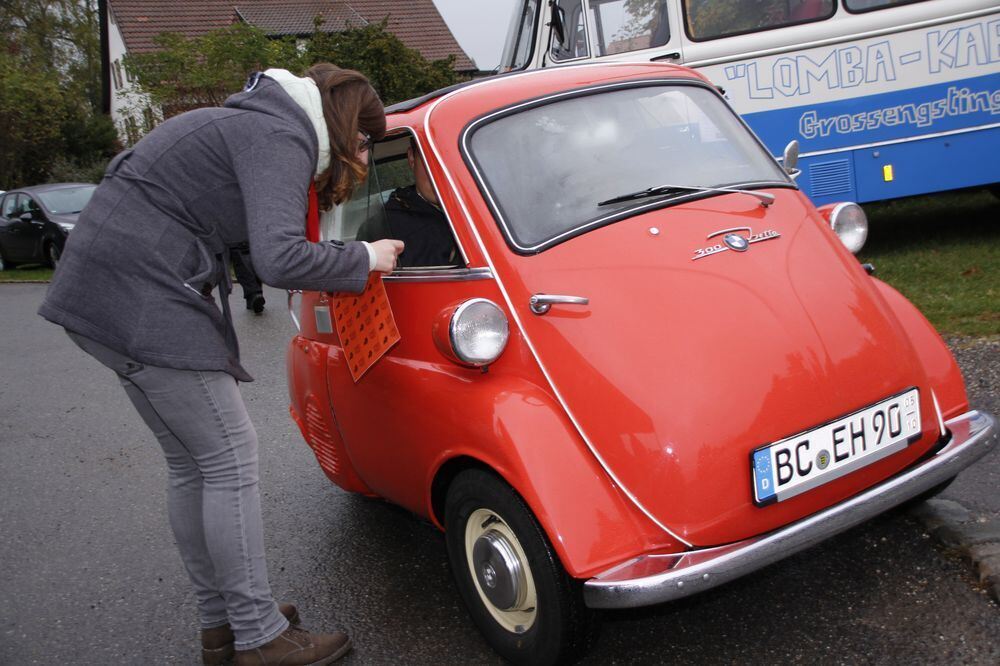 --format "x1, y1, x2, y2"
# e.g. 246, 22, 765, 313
696, 12, 1000, 203
850, 125, 1000, 203
741, 72, 1000, 204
